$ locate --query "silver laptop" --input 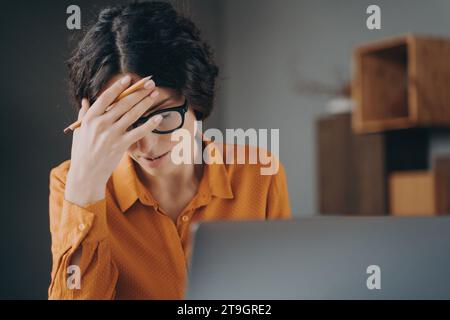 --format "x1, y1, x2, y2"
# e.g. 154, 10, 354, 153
185, 217, 450, 299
